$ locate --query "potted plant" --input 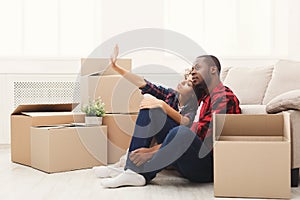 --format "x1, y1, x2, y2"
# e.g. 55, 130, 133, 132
81, 97, 105, 125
